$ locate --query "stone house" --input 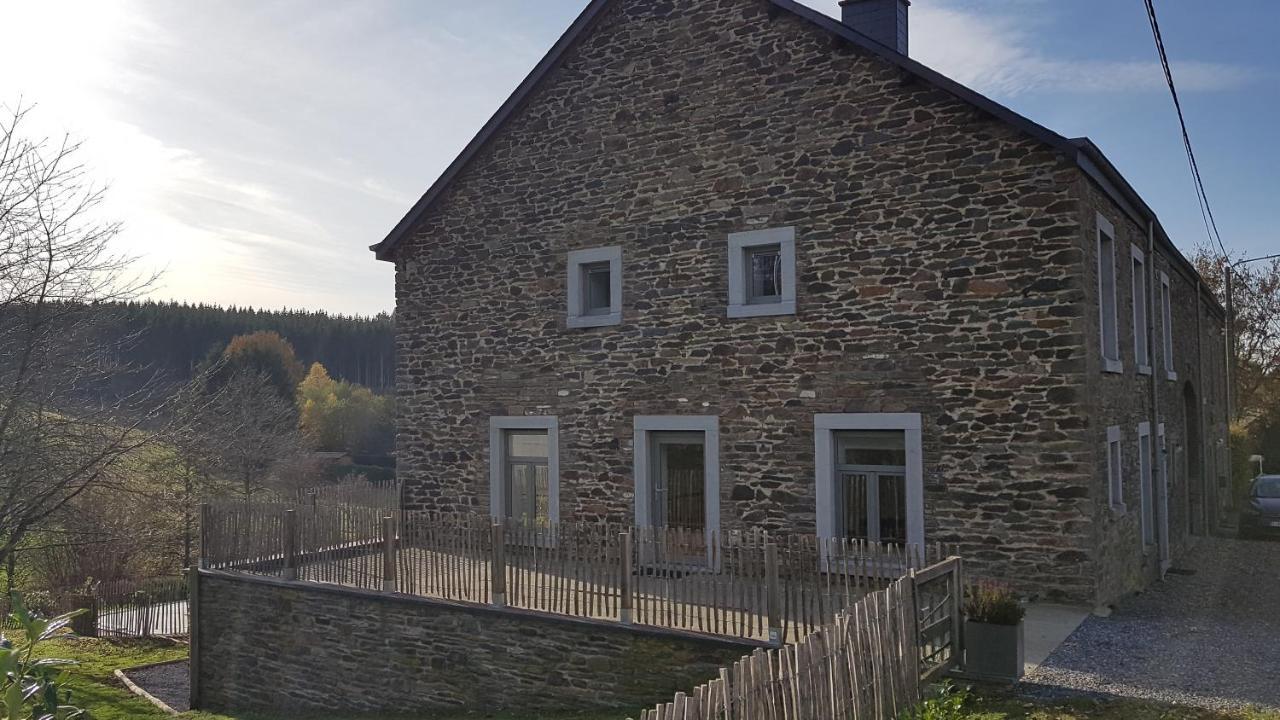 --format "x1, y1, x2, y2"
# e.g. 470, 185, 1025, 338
371, 0, 1229, 607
